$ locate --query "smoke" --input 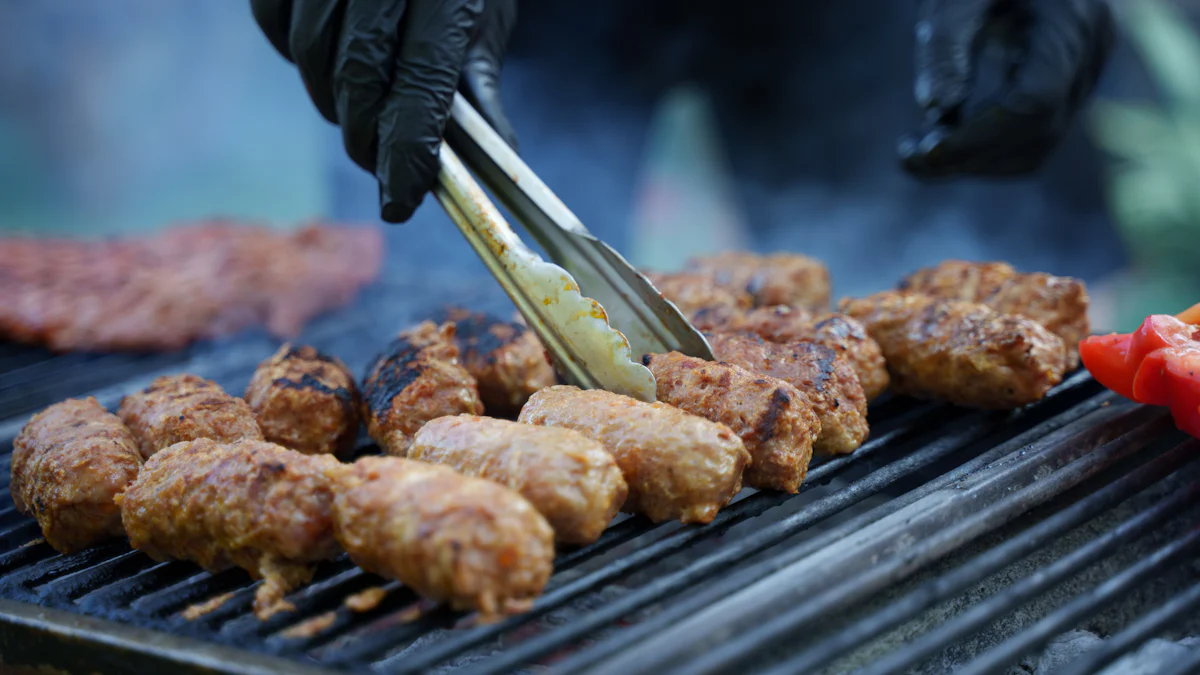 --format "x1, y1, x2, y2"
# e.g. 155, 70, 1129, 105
0, 0, 1136, 299
350, 0, 1131, 300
